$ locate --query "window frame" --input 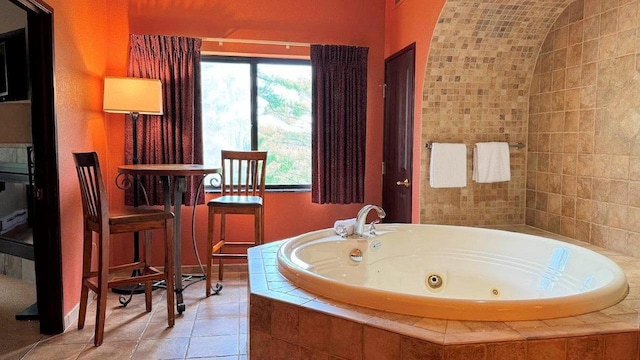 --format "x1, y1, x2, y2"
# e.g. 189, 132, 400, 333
201, 55, 312, 192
